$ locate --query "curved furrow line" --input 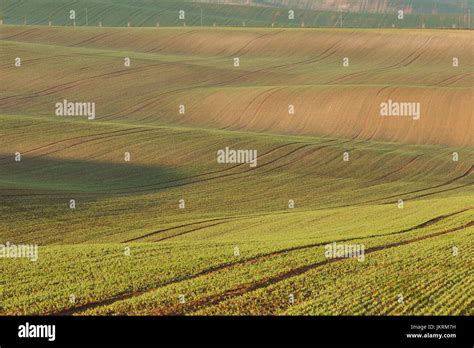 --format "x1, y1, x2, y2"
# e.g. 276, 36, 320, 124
327, 36, 434, 85
159, 220, 473, 315
375, 85, 392, 96
364, 164, 473, 205
123, 208, 301, 244
396, 36, 433, 68
148, 30, 200, 54
0, 55, 73, 70
228, 30, 285, 58
269, 38, 345, 72
0, 143, 311, 198
228, 87, 281, 129
35, 62, 172, 96
115, 142, 300, 191
0, 128, 152, 167
0, 128, 139, 163
123, 217, 239, 243
242, 87, 285, 130
0, 143, 317, 198
1, 149, 469, 202
372, 154, 424, 182
52, 208, 472, 315
92, 39, 345, 121
102, 72, 222, 120
198, 37, 346, 91
0, 60, 174, 102
71, 32, 116, 47
384, 183, 472, 204
103, 144, 312, 195
0, 28, 39, 40
155, 220, 240, 242
437, 72, 474, 88
256, 139, 355, 175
